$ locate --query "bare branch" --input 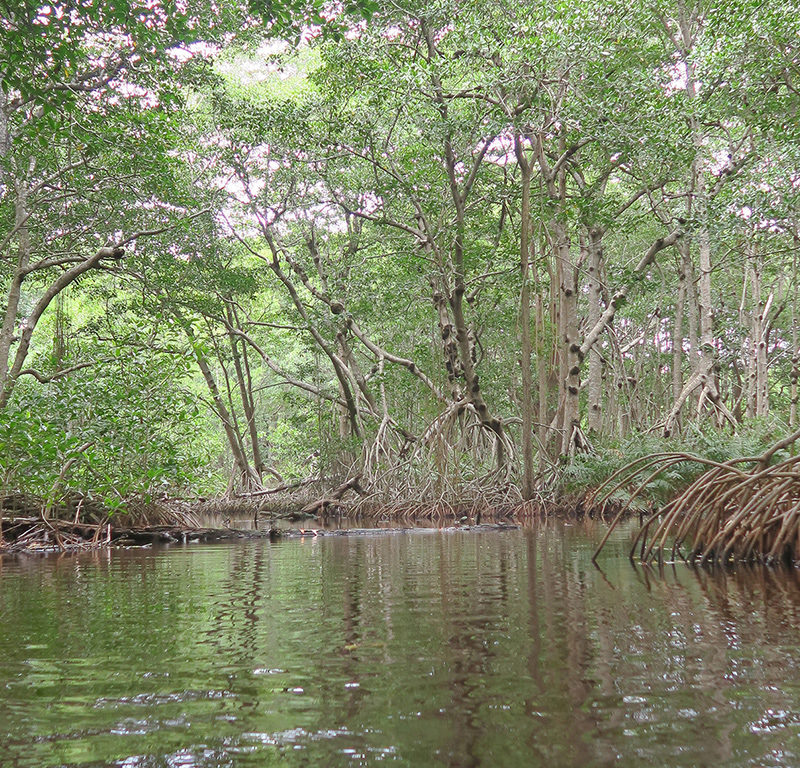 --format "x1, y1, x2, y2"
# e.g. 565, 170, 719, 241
17, 359, 112, 383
